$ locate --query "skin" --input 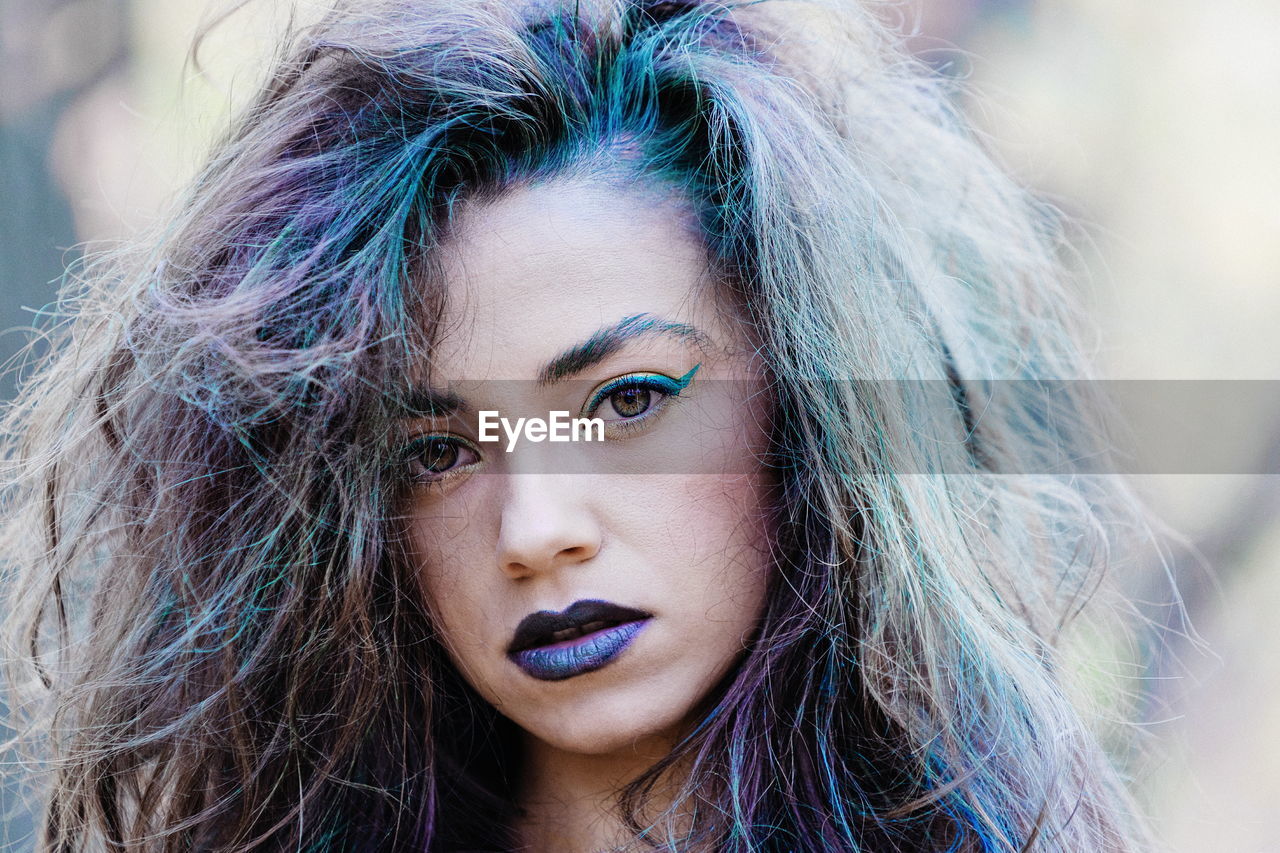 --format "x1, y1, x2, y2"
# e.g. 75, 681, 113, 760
405, 175, 776, 852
